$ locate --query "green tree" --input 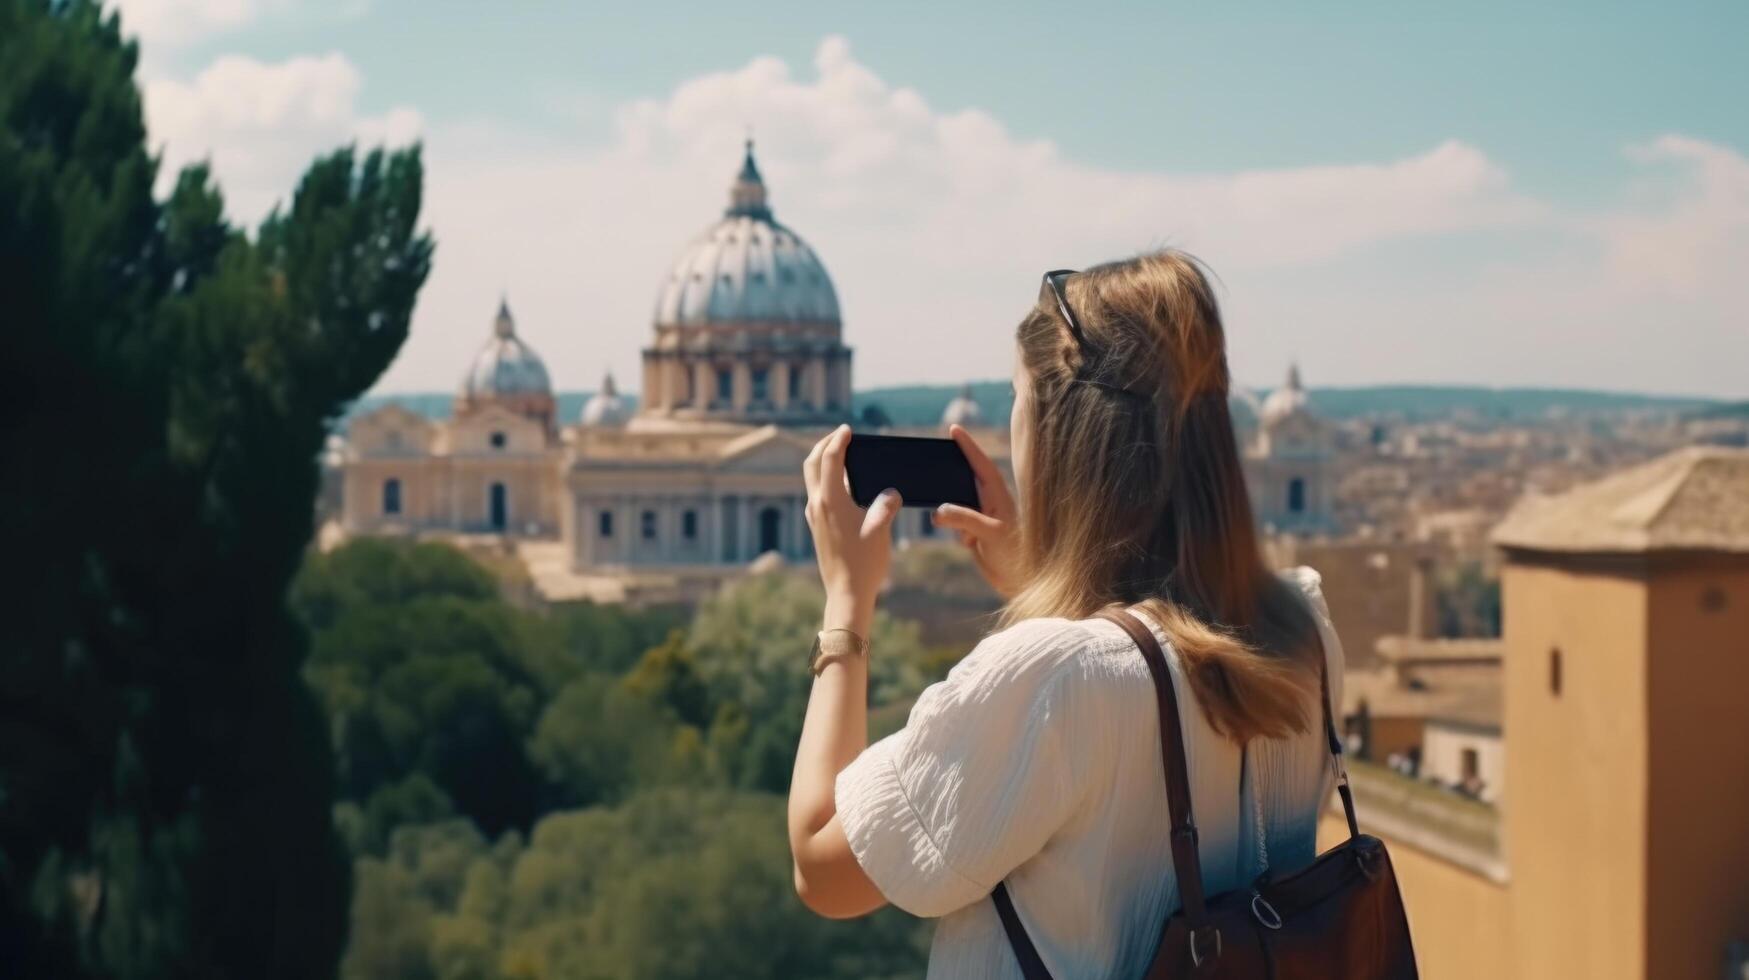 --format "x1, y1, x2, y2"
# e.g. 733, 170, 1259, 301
344, 790, 930, 980
526, 674, 701, 809
690, 572, 928, 791
0, 2, 432, 974
298, 541, 549, 838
